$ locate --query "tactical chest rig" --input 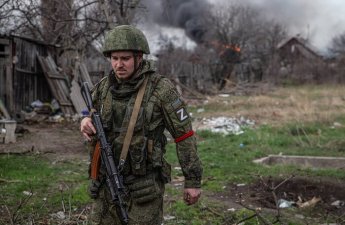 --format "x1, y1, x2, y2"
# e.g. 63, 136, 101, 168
90, 73, 169, 180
